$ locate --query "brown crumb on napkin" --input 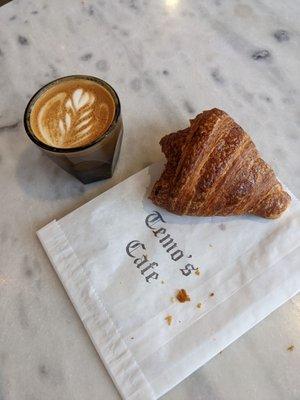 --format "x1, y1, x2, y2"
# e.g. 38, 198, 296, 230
176, 289, 191, 303
209, 292, 215, 297
195, 268, 200, 276
196, 303, 202, 308
287, 345, 294, 352
165, 315, 173, 326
